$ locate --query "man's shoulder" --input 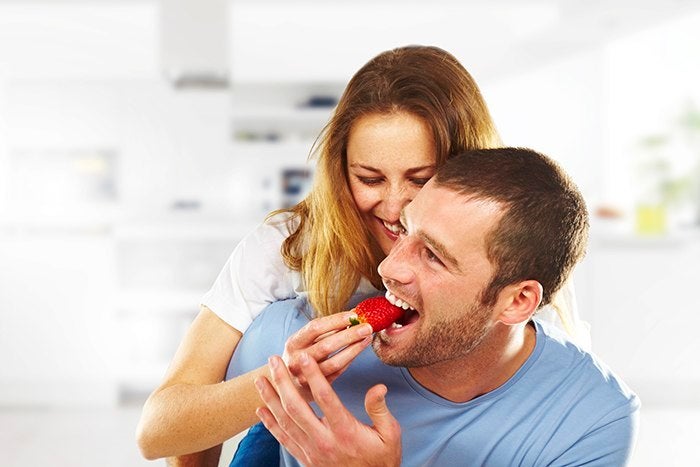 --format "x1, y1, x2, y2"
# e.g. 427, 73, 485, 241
533, 318, 640, 414
226, 297, 311, 380
245, 297, 313, 348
